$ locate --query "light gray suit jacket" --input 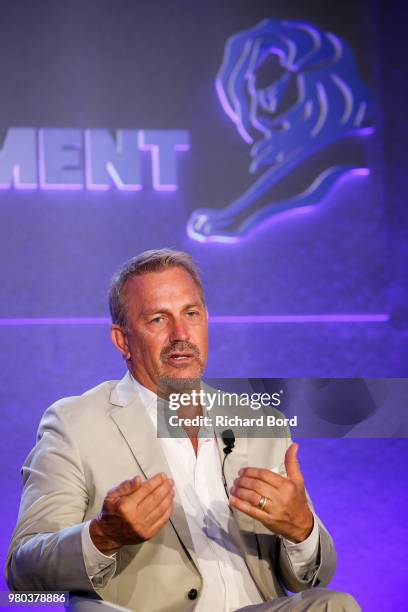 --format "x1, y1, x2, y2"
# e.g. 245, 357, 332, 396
6, 373, 336, 611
